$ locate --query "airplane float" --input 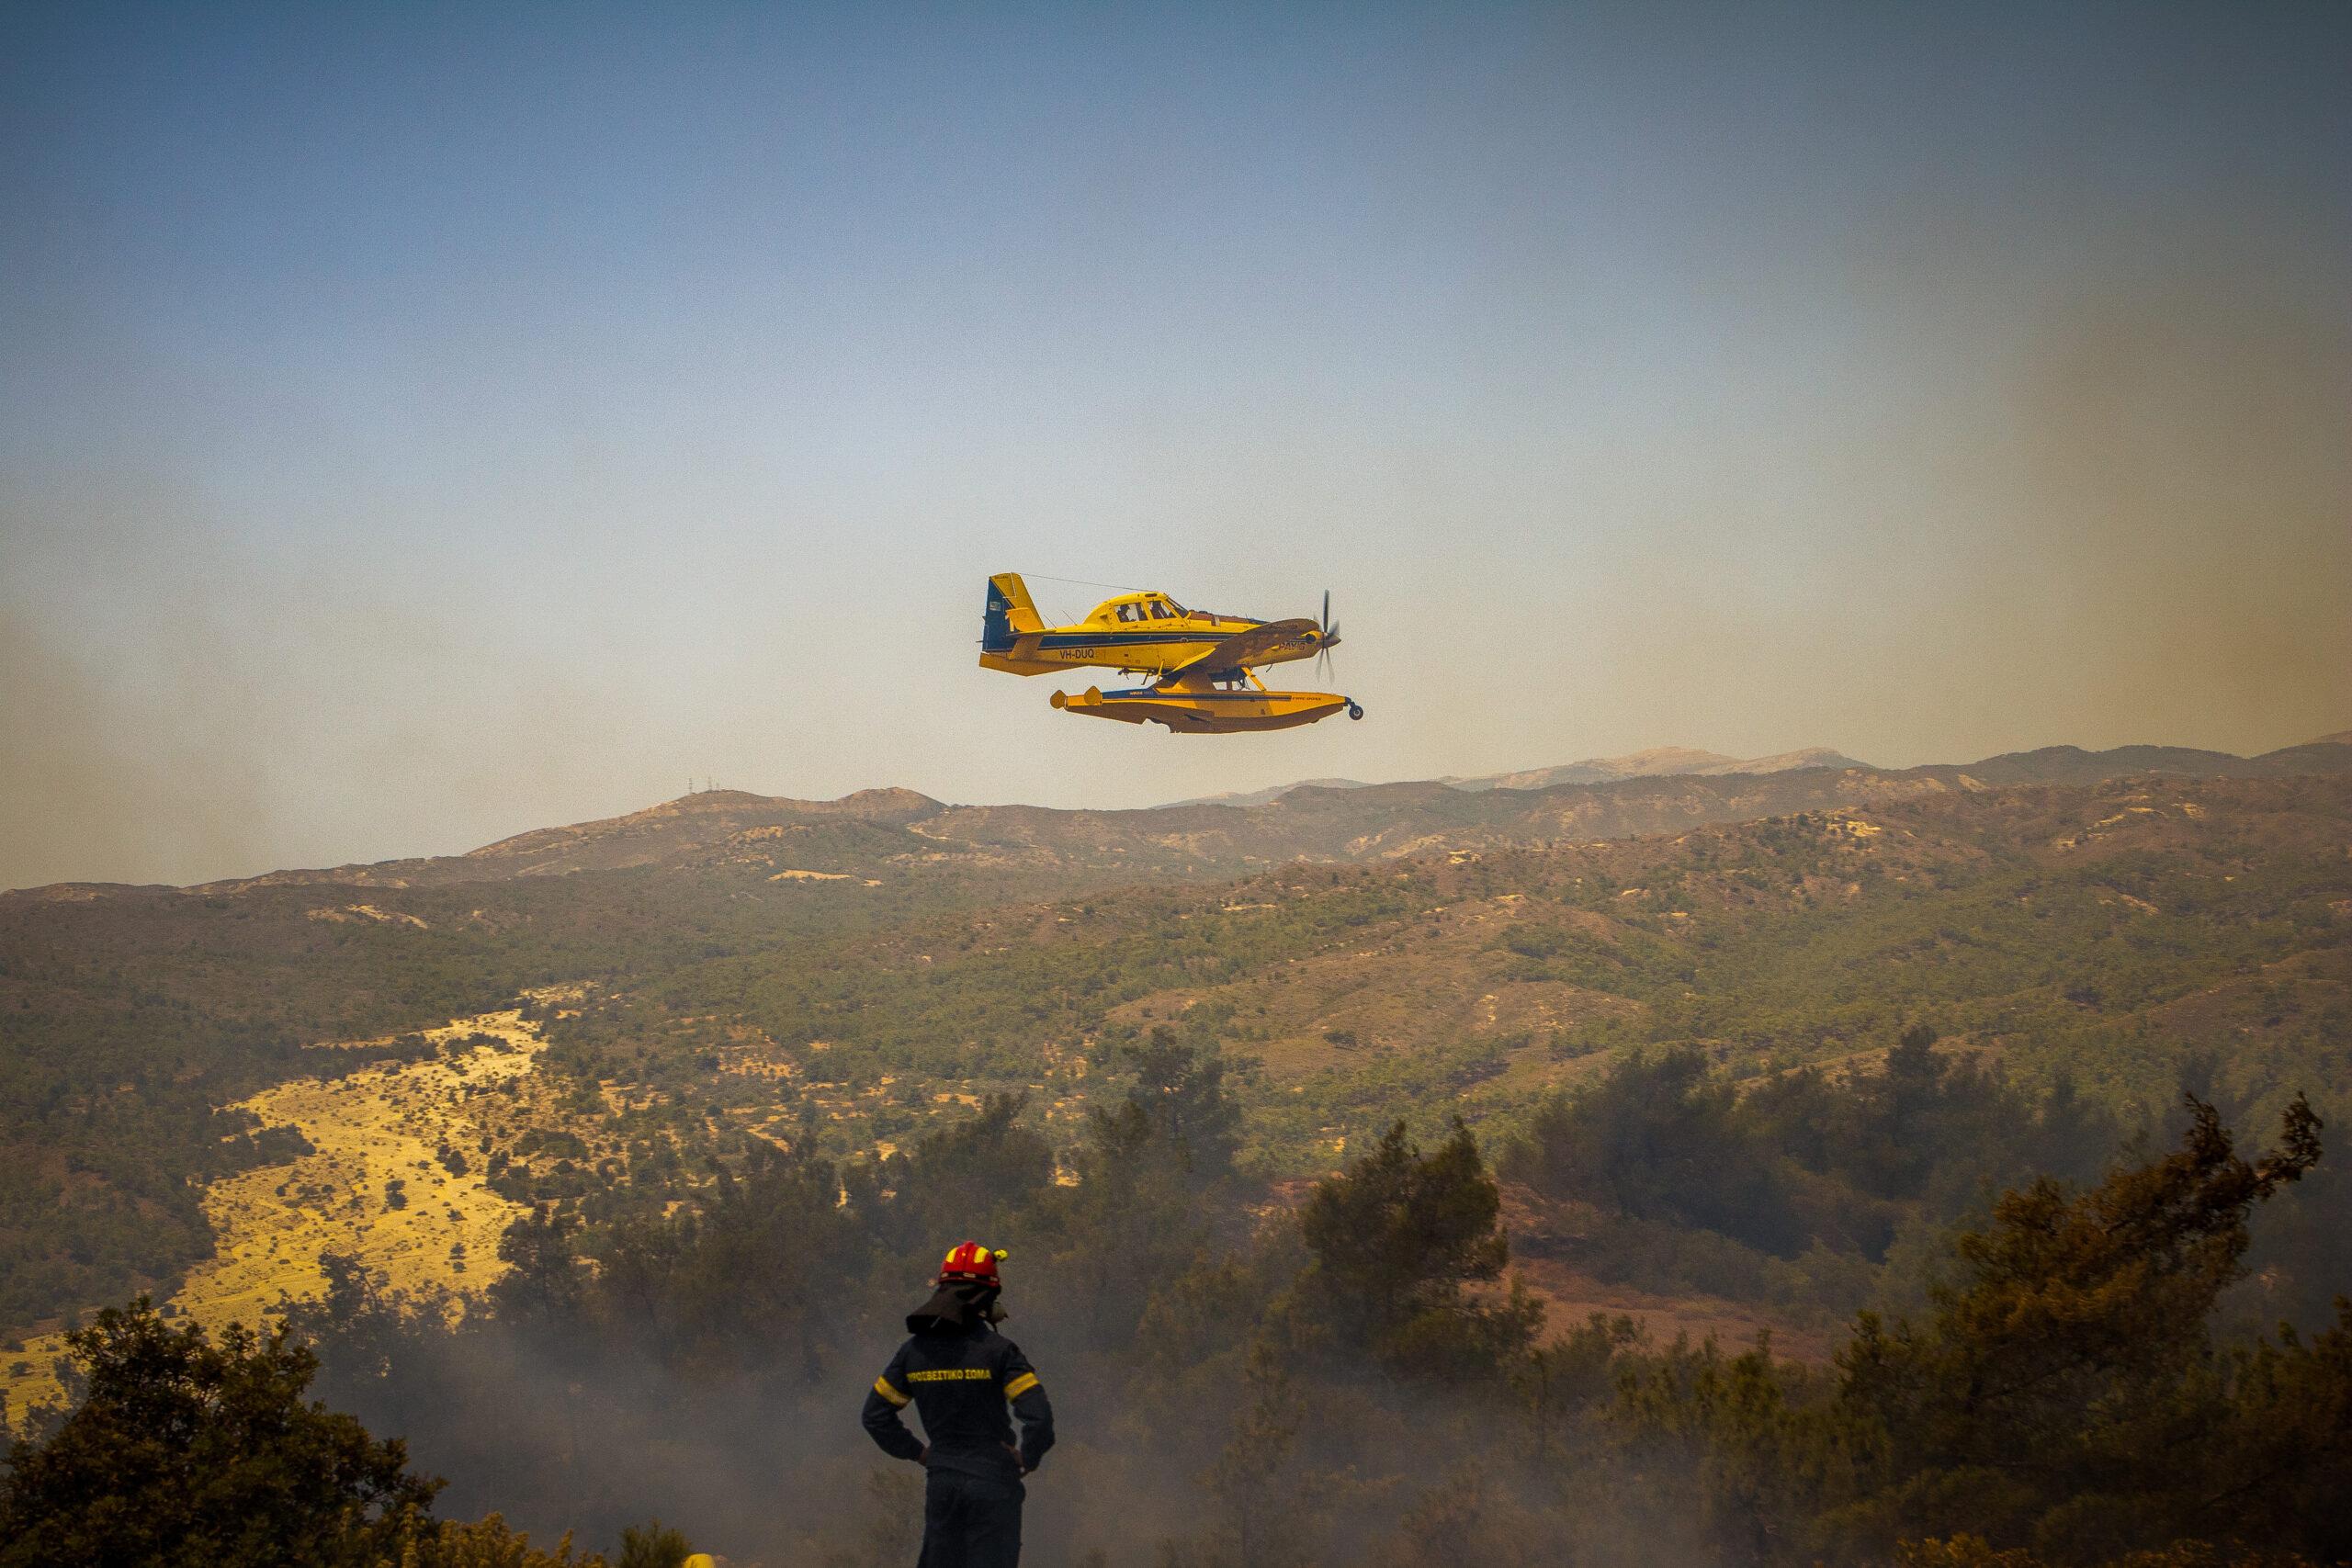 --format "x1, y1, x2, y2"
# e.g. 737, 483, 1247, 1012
978, 572, 1363, 734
